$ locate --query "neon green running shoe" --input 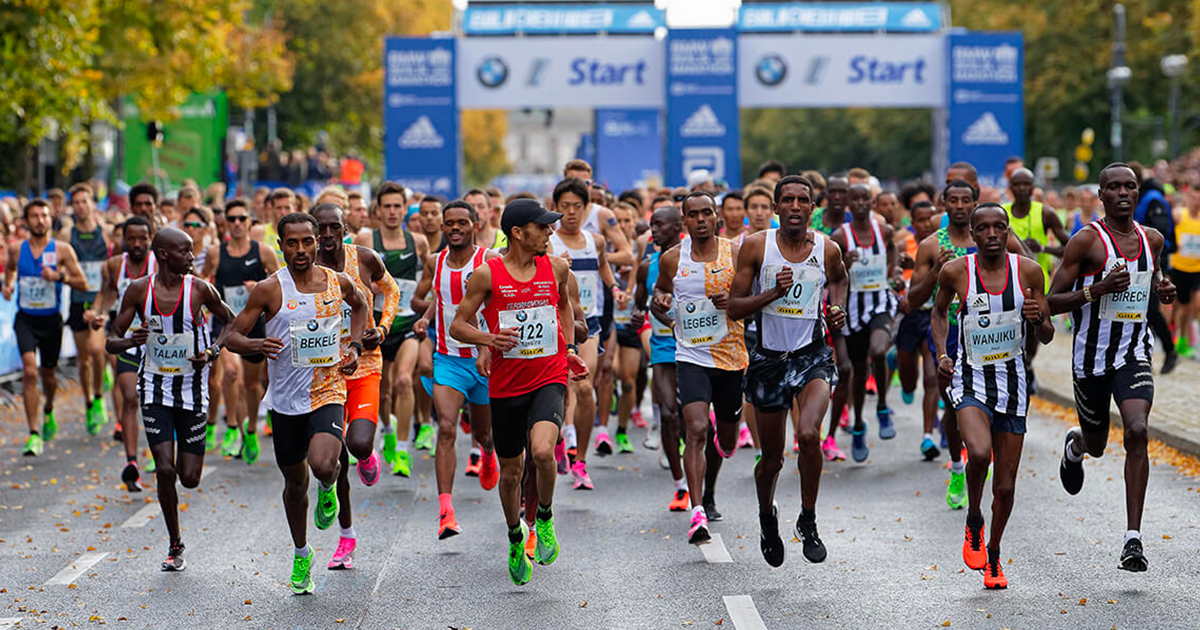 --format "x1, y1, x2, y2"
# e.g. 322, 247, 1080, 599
86, 400, 103, 436
315, 482, 338, 530
23, 433, 44, 457
220, 426, 242, 457
508, 521, 533, 586
242, 432, 260, 465
144, 456, 156, 473
42, 410, 57, 442
205, 423, 217, 452
414, 424, 434, 451
615, 432, 633, 454
290, 549, 315, 595
534, 515, 560, 565
1176, 335, 1193, 358
392, 450, 412, 478
381, 429, 397, 465
347, 451, 357, 465
102, 363, 114, 393
946, 470, 967, 510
